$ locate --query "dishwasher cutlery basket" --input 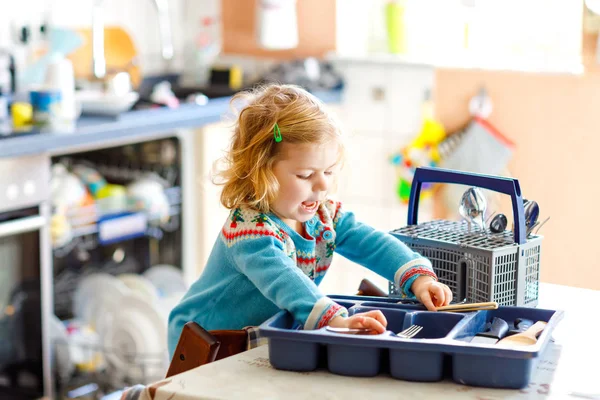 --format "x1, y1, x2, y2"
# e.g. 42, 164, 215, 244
389, 167, 542, 307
